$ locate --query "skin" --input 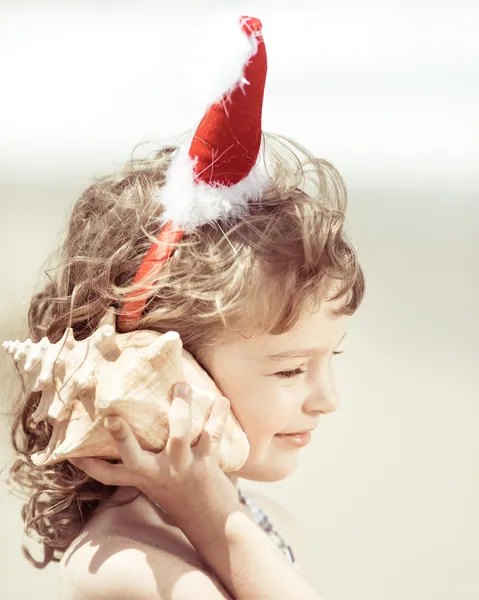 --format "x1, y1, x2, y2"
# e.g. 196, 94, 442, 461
201, 293, 349, 486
